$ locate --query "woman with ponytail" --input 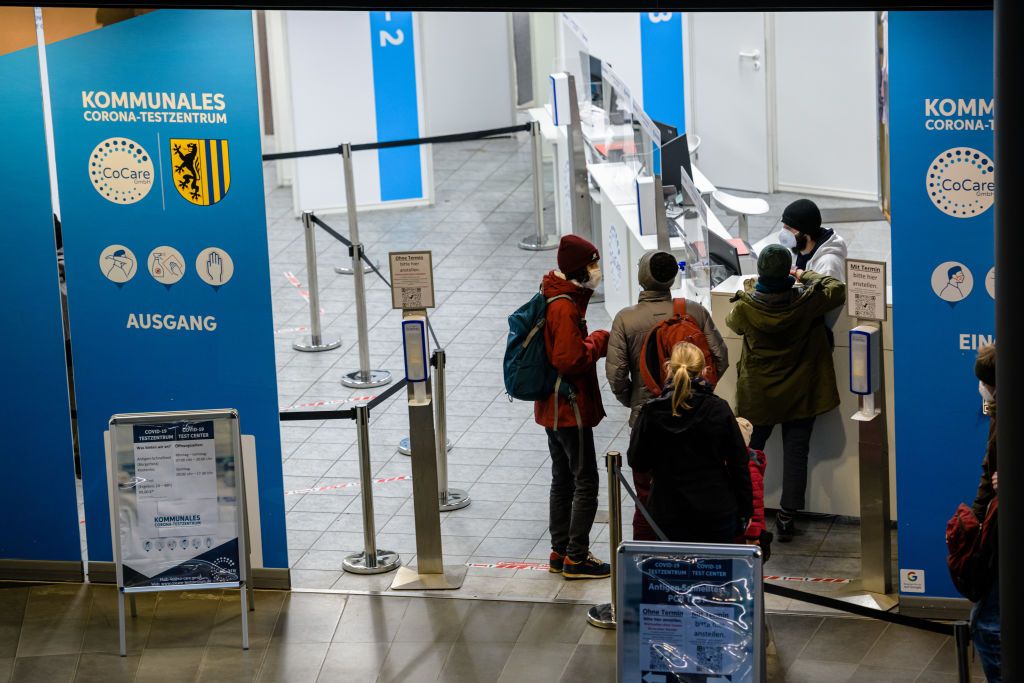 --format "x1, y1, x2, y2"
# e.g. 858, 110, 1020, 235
627, 342, 753, 543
